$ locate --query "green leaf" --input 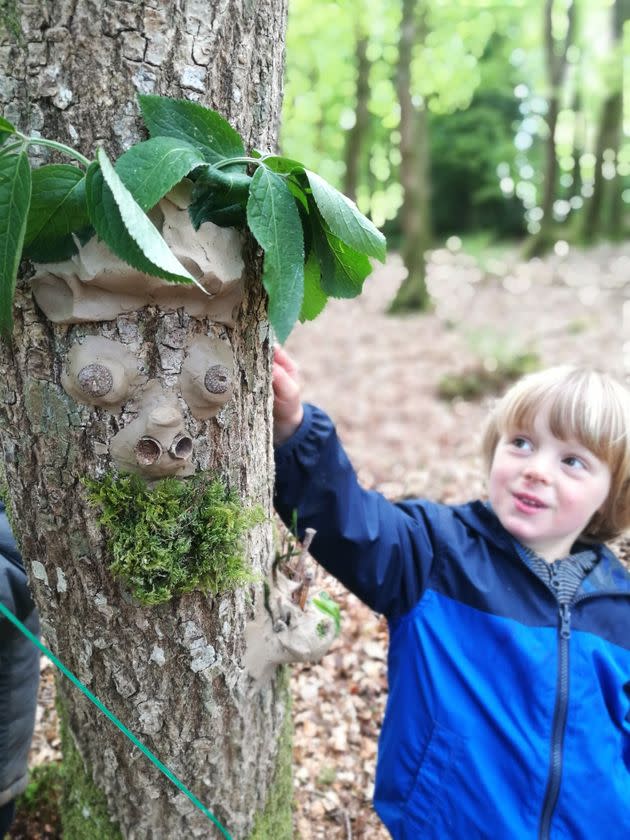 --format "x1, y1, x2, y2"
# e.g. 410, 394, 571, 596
0, 116, 16, 145
86, 149, 197, 287
22, 165, 88, 262
260, 155, 305, 175
0, 150, 31, 338
311, 215, 372, 299
300, 250, 327, 322
188, 165, 251, 230
246, 166, 304, 343
312, 591, 341, 636
138, 95, 245, 164
305, 169, 386, 261
114, 136, 206, 211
